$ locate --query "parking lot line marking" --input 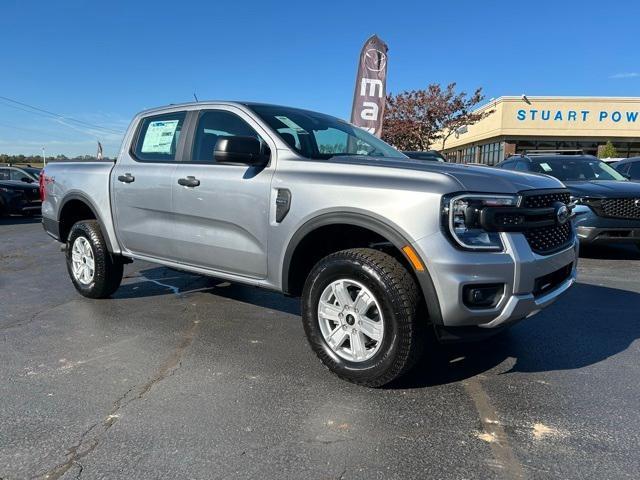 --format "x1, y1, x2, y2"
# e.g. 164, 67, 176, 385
141, 276, 181, 295
464, 377, 526, 479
